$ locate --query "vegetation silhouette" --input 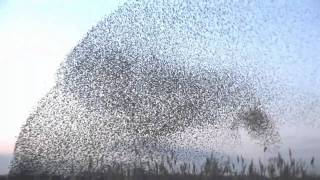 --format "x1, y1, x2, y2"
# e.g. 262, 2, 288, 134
3, 149, 319, 180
